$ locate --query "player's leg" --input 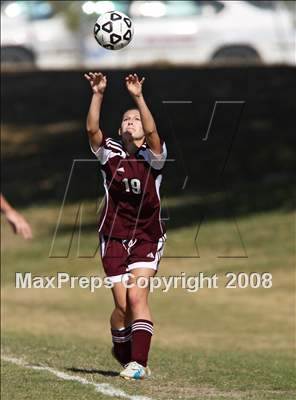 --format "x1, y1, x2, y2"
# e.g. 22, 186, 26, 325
127, 267, 155, 321
120, 236, 166, 379
99, 235, 131, 366
110, 280, 132, 366
110, 281, 127, 329
120, 268, 155, 379
128, 267, 155, 364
